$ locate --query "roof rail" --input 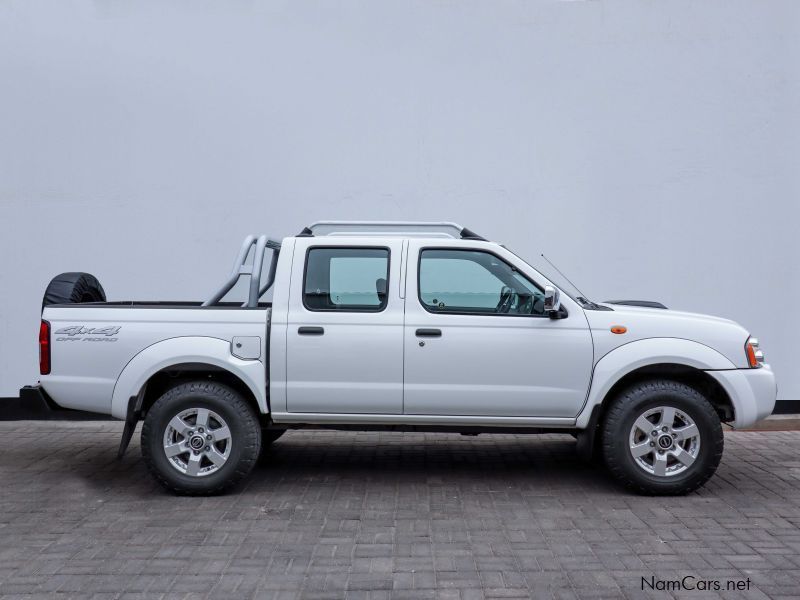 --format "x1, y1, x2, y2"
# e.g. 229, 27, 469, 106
303, 221, 487, 241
